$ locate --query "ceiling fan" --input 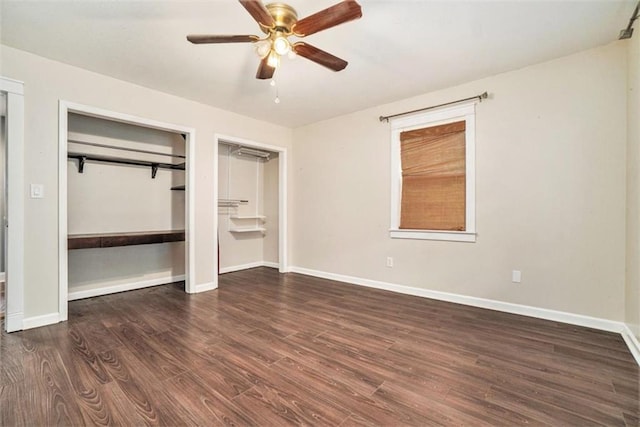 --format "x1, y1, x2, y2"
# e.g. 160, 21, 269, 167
187, 0, 362, 80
